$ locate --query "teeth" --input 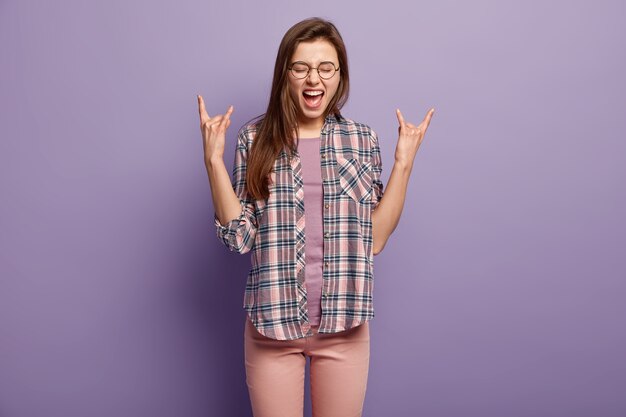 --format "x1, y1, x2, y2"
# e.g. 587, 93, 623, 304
303, 91, 323, 96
